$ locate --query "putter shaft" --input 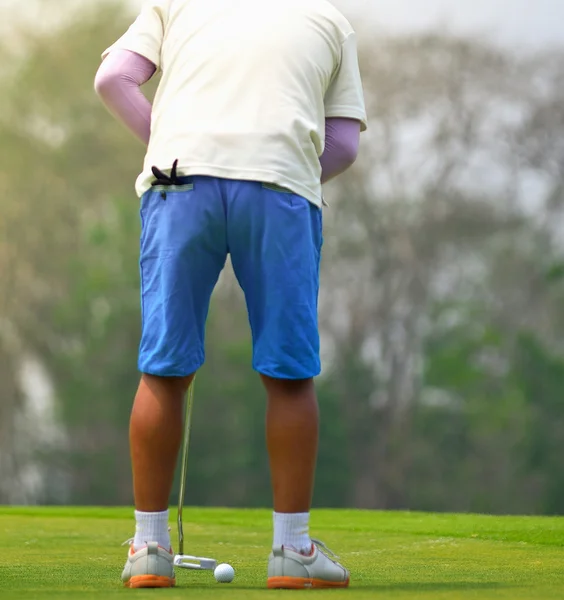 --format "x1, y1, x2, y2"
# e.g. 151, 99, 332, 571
177, 379, 195, 557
